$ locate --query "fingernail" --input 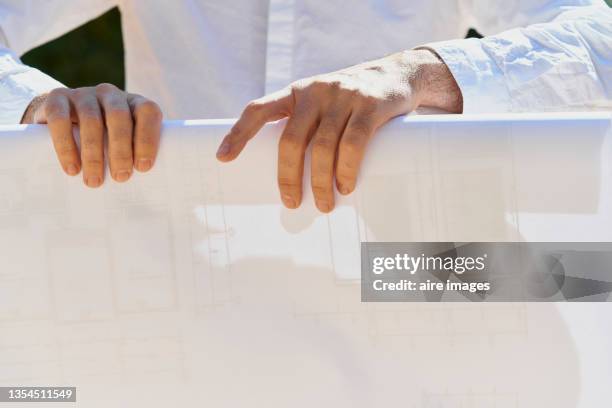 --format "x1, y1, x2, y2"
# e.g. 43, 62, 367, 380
282, 195, 296, 208
216, 142, 231, 158
338, 184, 351, 195
85, 175, 101, 188
316, 201, 332, 213
115, 170, 131, 182
66, 164, 79, 176
136, 159, 152, 172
